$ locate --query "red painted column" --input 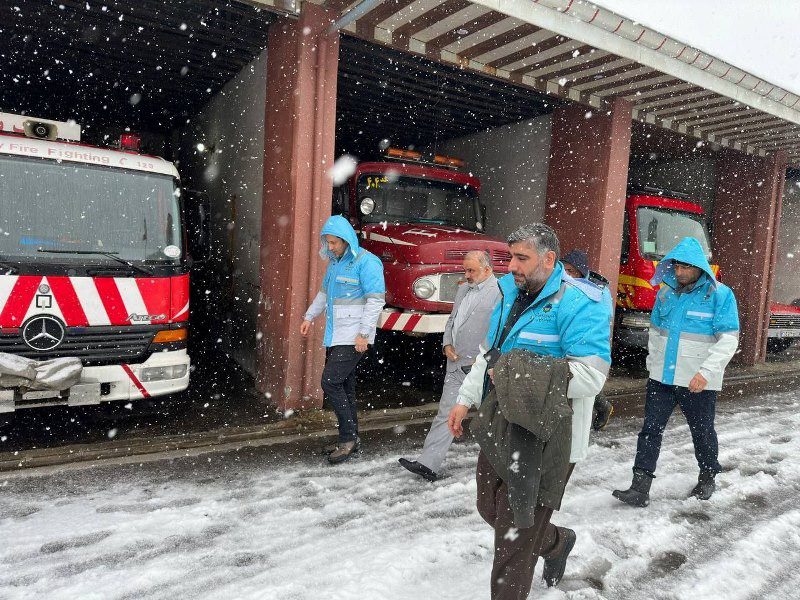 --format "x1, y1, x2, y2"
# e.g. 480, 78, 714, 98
256, 4, 340, 410
712, 150, 787, 365
544, 98, 632, 297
